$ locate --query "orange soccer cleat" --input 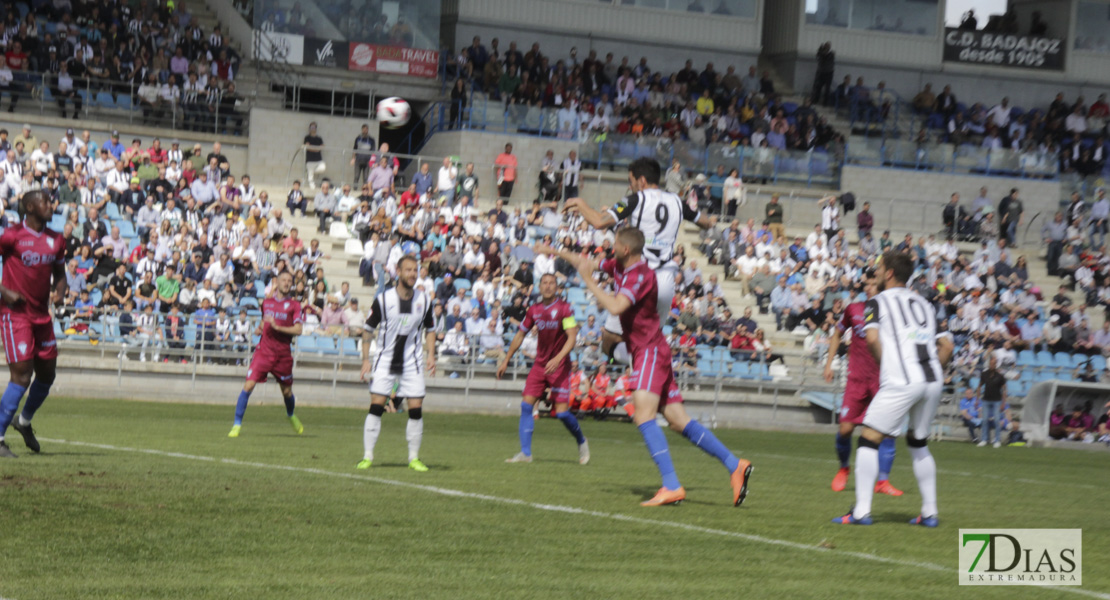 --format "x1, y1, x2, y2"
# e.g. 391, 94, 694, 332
730, 459, 753, 507
874, 480, 904, 496
640, 486, 687, 506
831, 467, 850, 492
